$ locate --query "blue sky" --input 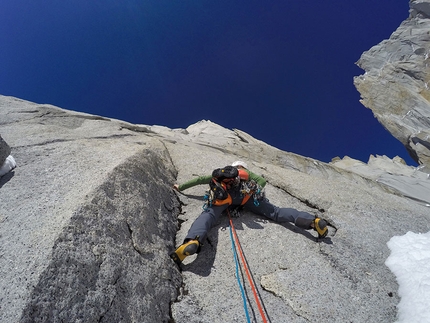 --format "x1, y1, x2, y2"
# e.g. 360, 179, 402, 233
0, 1, 415, 165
